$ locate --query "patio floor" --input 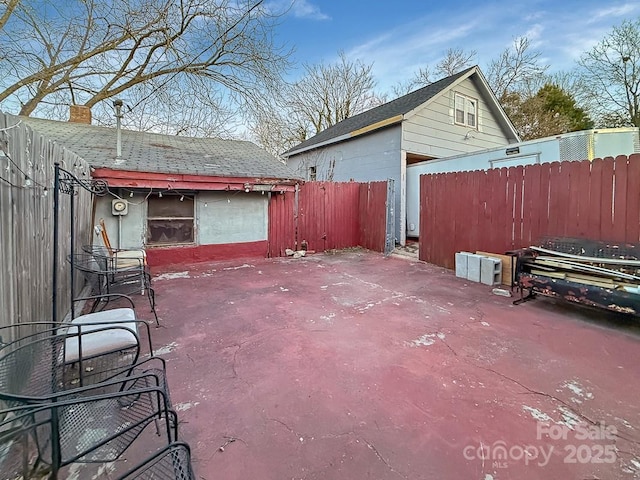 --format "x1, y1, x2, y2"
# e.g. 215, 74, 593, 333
146, 249, 639, 479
